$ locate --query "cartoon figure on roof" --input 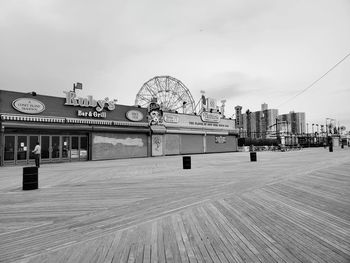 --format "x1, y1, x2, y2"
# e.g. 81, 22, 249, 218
148, 98, 163, 125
